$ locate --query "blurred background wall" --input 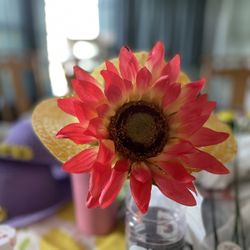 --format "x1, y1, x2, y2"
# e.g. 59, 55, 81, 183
1, 0, 250, 122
